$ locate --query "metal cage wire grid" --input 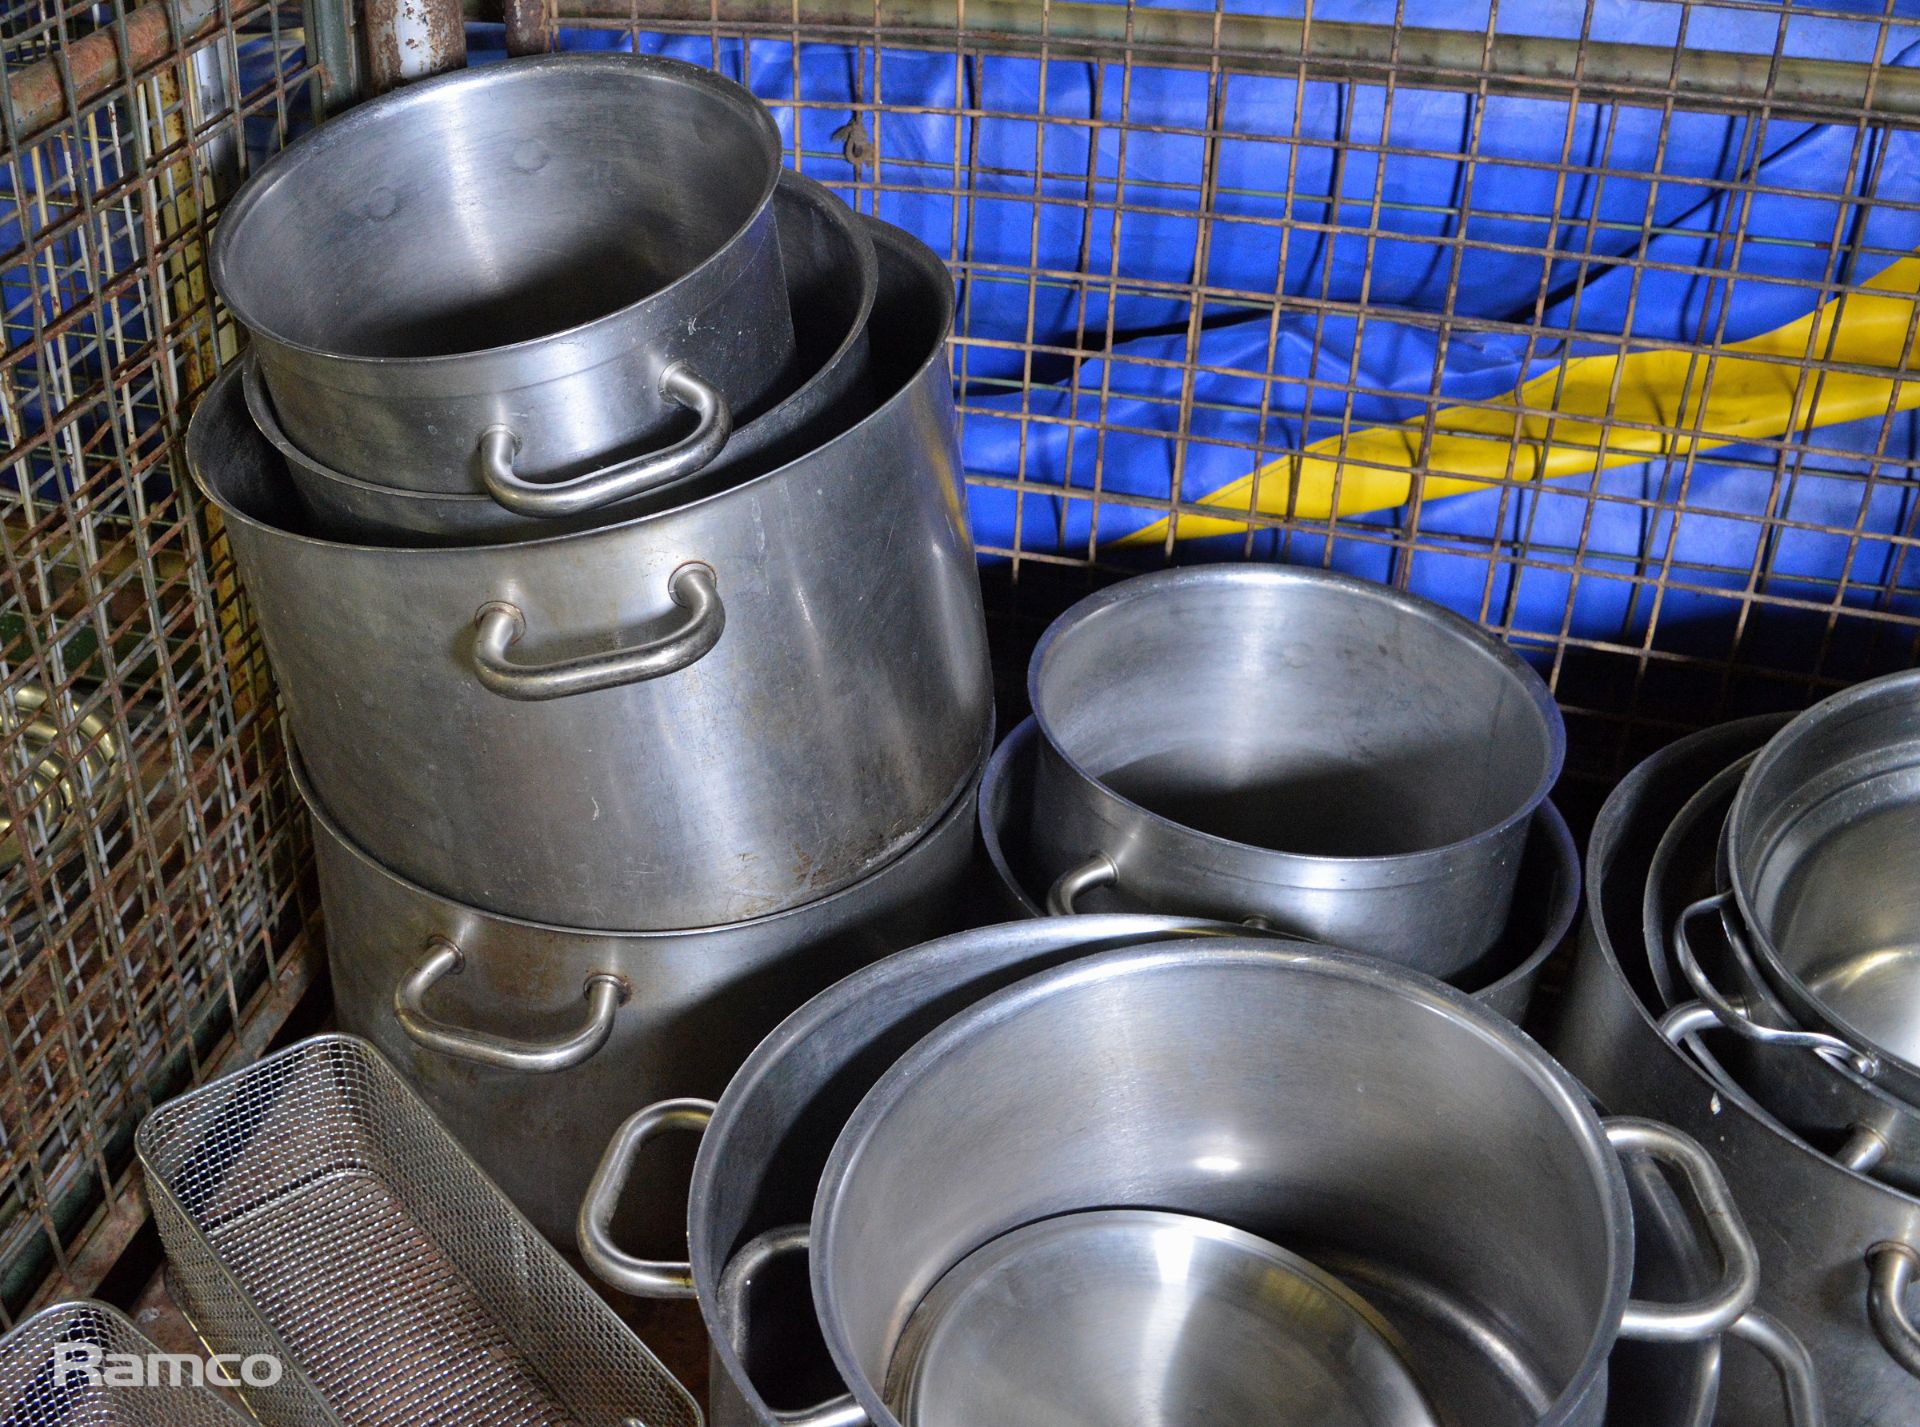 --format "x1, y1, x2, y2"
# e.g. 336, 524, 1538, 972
0, 0, 328, 1321
526, 0, 1920, 778
1, 0, 1920, 1320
